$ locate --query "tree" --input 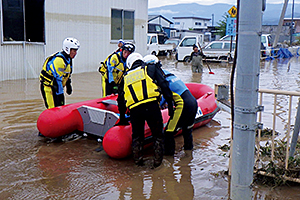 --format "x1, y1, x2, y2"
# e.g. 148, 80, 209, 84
216, 12, 231, 37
